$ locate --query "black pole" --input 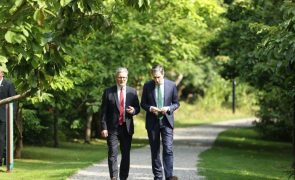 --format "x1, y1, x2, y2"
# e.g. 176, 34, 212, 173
293, 94, 295, 171
232, 79, 236, 114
